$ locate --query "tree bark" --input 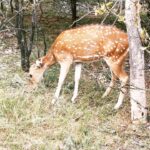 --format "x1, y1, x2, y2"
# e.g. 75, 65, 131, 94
125, 0, 147, 123
15, 0, 36, 72
70, 0, 77, 27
